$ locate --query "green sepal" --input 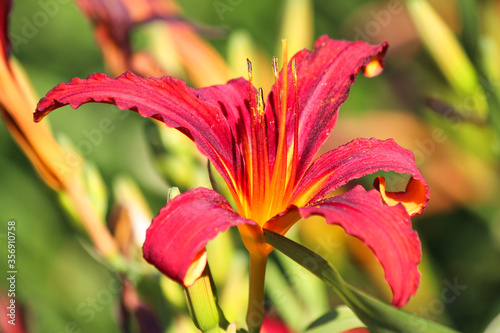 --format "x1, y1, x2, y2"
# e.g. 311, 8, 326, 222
184, 265, 221, 332
184, 264, 232, 333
